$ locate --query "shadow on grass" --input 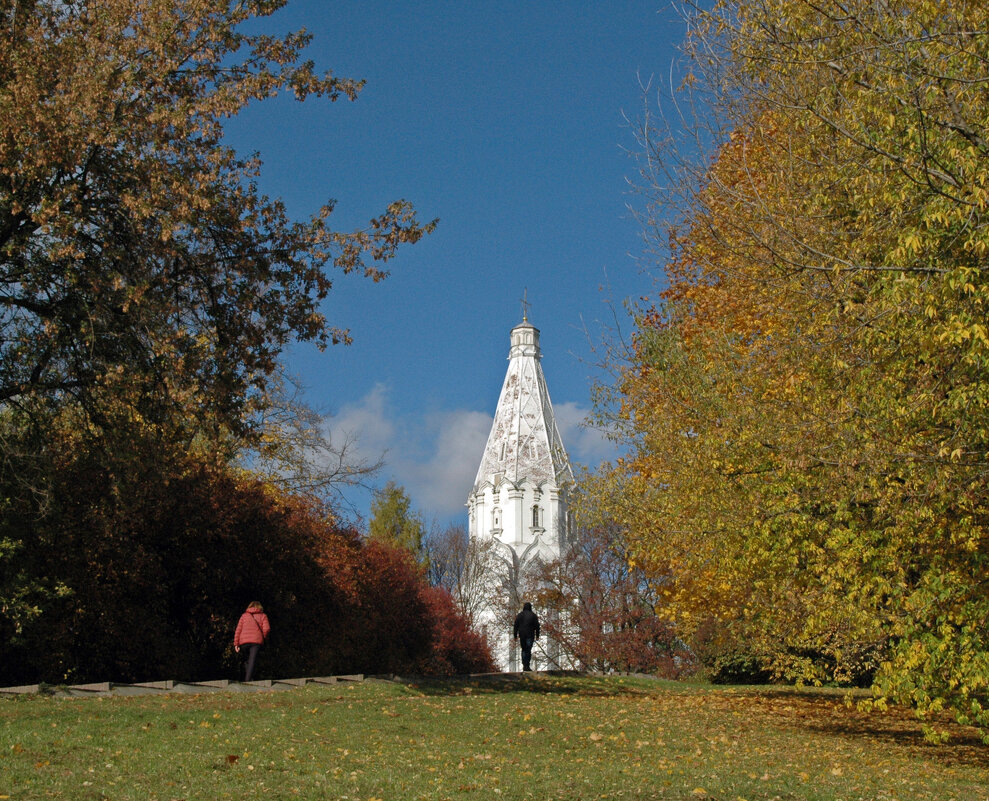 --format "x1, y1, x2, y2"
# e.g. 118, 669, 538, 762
393, 673, 989, 769
731, 688, 989, 770
393, 670, 684, 699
